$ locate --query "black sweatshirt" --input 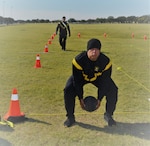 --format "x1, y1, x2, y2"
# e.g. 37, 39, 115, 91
72, 51, 112, 100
